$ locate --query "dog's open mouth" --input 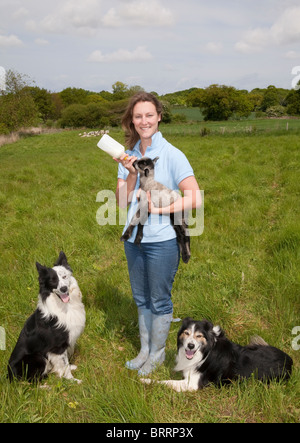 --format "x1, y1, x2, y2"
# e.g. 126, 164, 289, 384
185, 349, 197, 360
58, 293, 70, 303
